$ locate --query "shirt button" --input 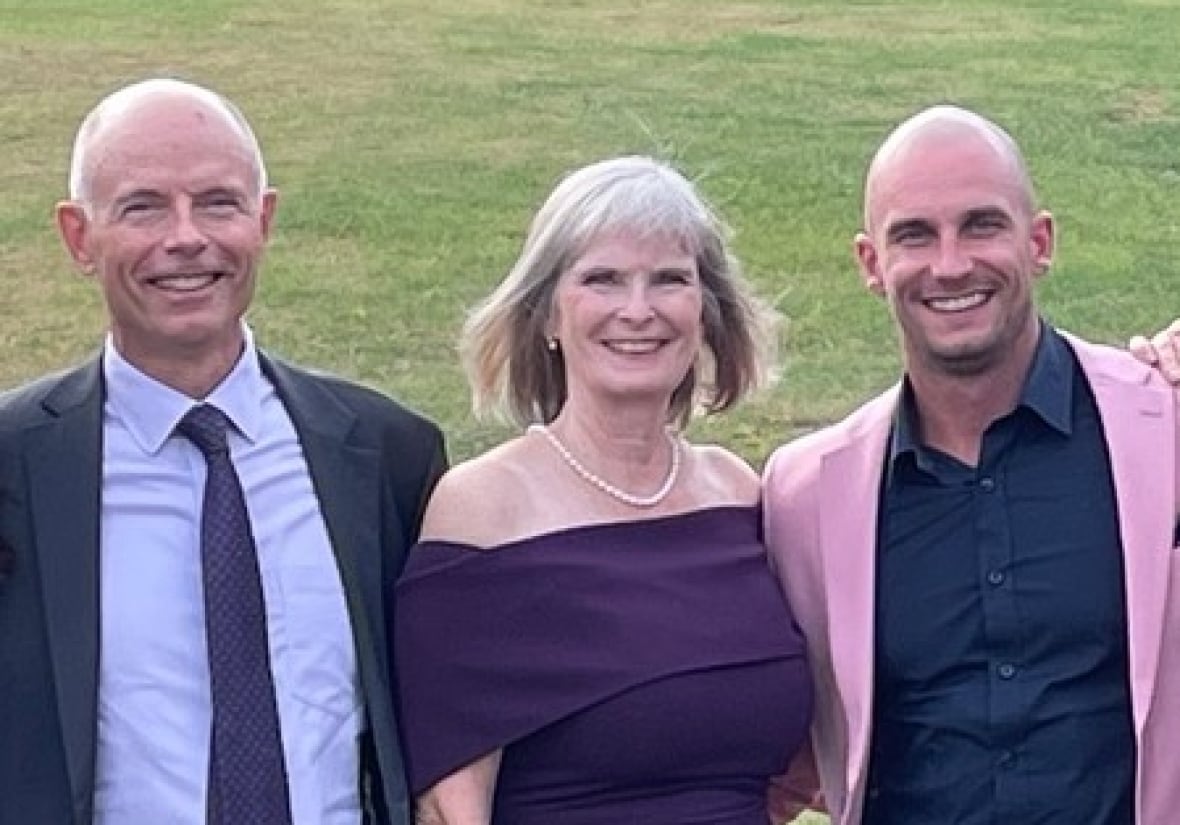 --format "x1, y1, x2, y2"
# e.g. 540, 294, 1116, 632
998, 749, 1016, 768
978, 477, 996, 492
987, 569, 1006, 586
998, 663, 1017, 680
